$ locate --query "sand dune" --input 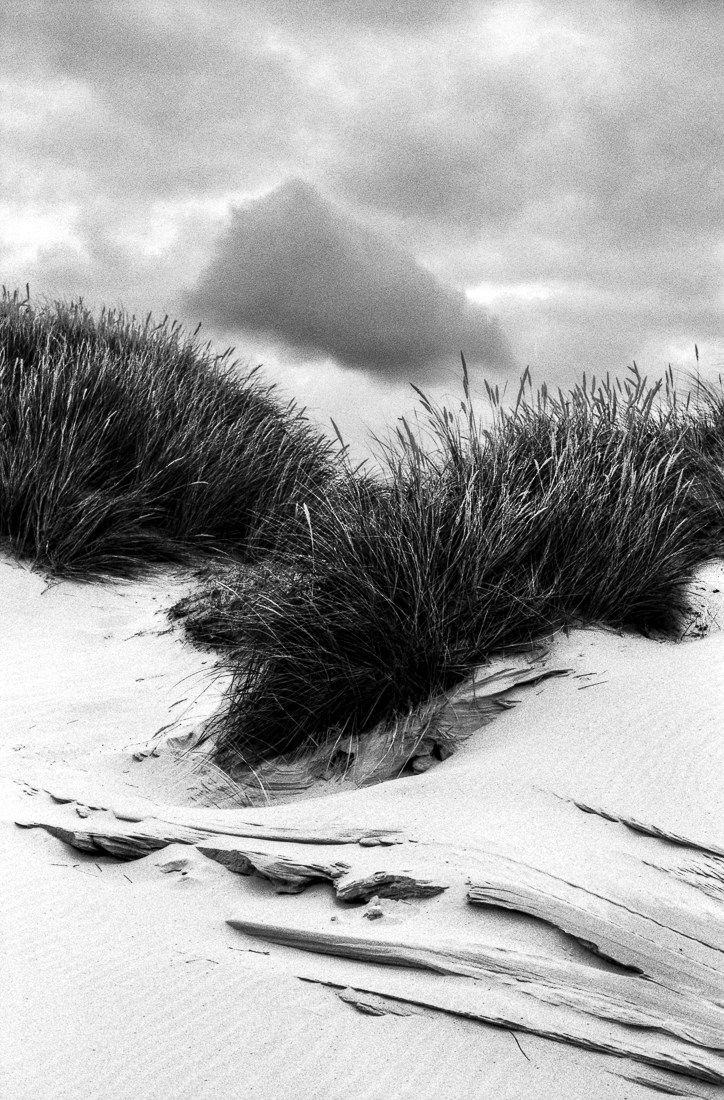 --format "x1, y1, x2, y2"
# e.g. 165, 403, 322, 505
3, 554, 724, 1099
